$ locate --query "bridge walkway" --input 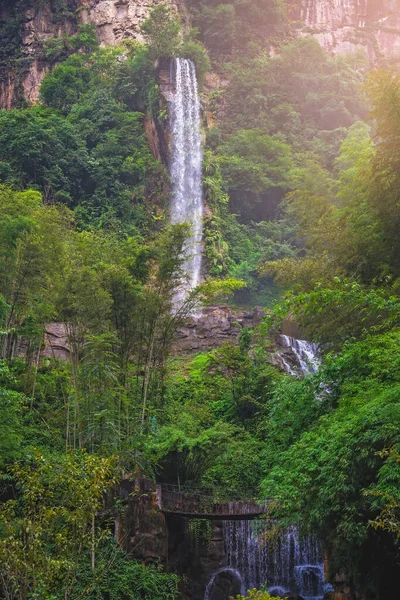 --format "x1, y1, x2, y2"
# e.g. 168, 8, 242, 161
156, 484, 267, 520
